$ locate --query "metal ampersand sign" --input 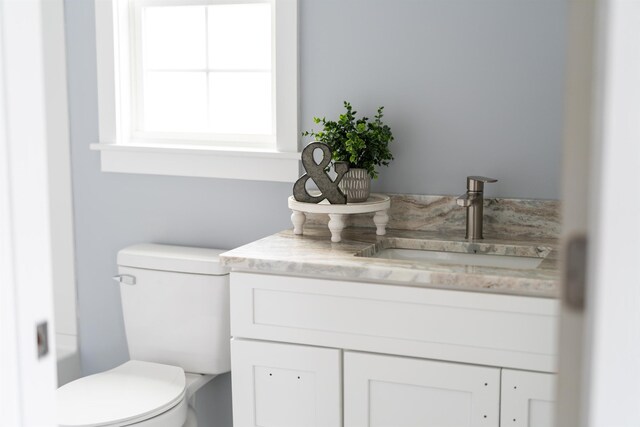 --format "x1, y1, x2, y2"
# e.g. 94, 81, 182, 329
293, 142, 349, 204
